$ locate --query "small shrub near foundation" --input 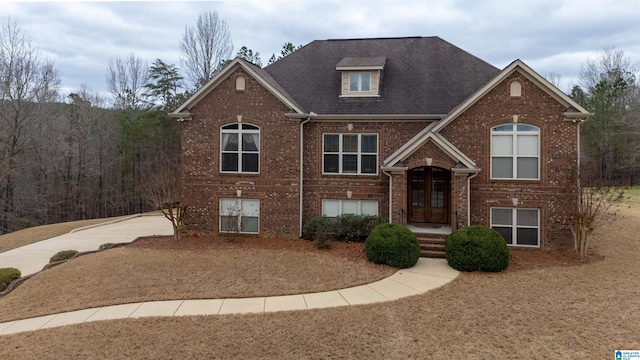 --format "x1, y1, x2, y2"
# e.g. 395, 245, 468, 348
0, 267, 21, 291
336, 214, 386, 242
303, 215, 385, 242
49, 250, 79, 263
365, 223, 420, 268
314, 227, 332, 249
445, 225, 510, 272
302, 216, 332, 240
